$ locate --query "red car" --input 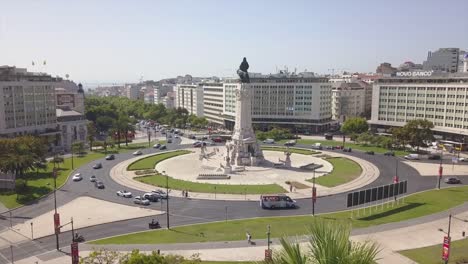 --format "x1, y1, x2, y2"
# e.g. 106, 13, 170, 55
212, 137, 223, 143
335, 145, 344, 150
